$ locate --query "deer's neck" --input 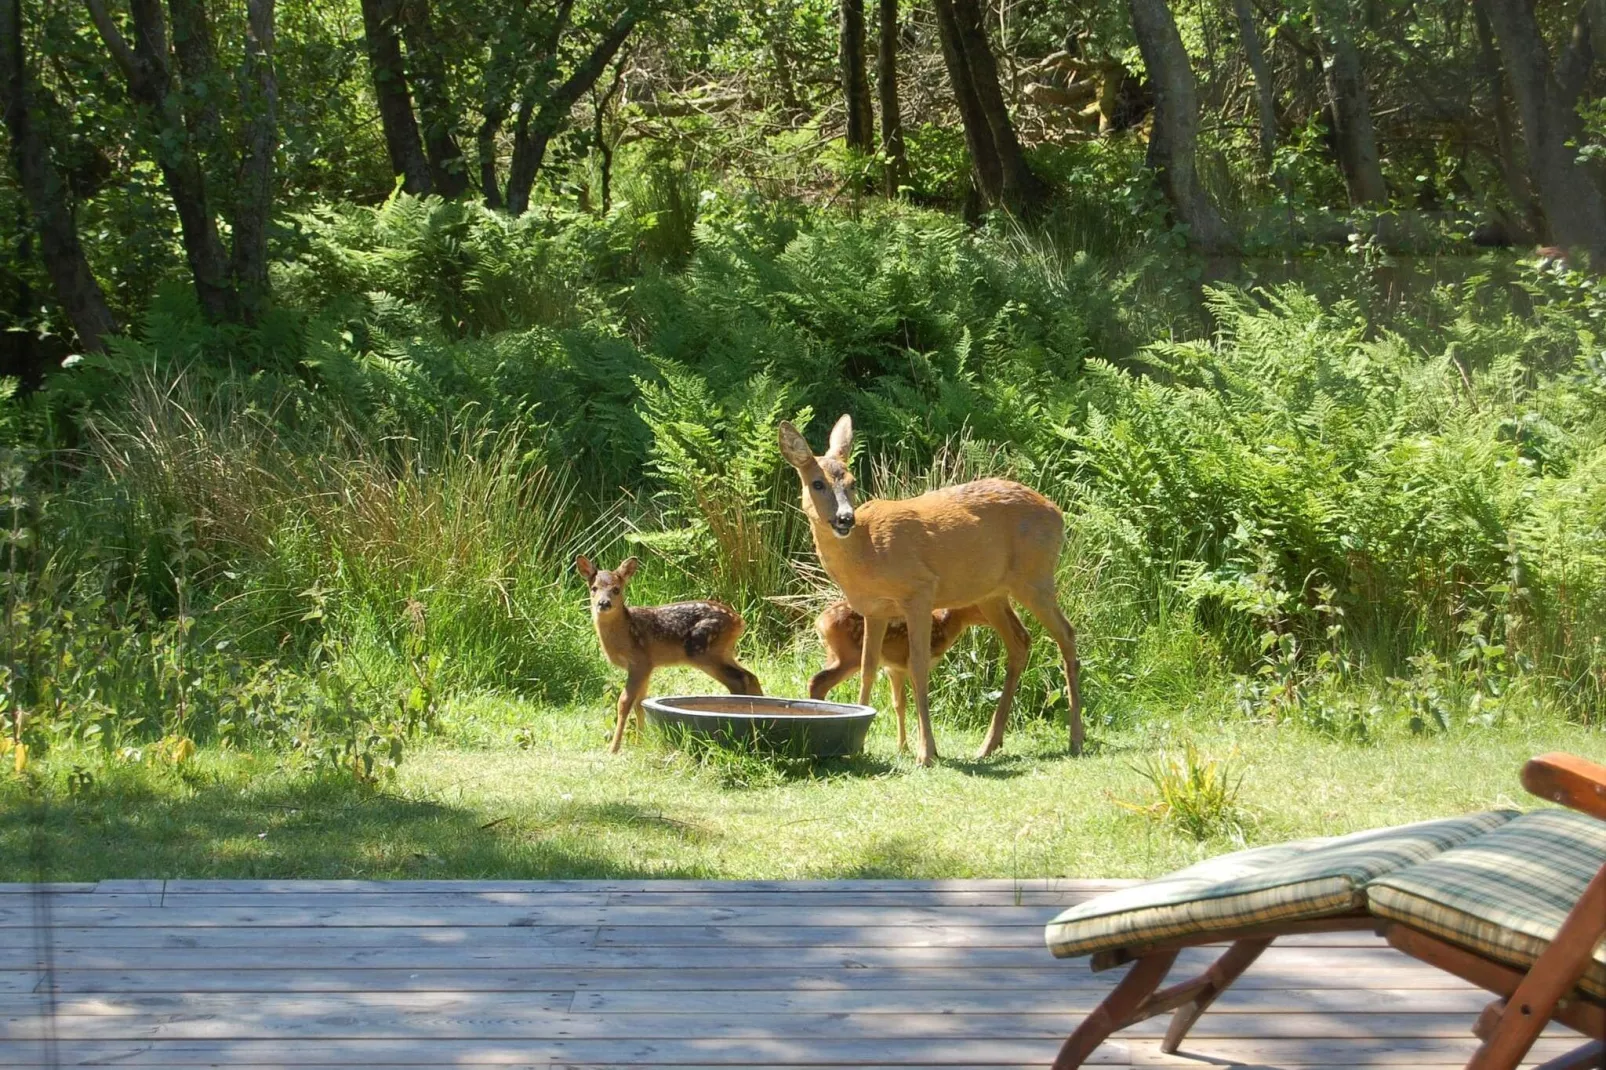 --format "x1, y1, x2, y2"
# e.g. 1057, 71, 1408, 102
592, 607, 637, 668
807, 512, 876, 597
